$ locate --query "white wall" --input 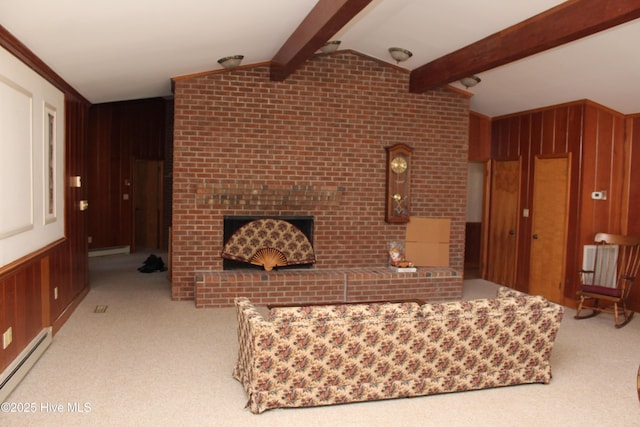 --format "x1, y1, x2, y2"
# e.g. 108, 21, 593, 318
0, 45, 64, 267
466, 162, 484, 223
